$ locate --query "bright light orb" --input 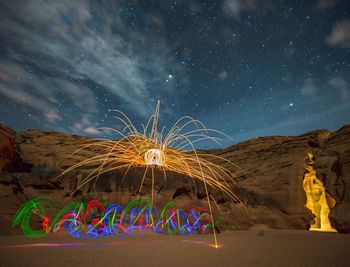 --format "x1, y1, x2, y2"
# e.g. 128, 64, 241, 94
144, 148, 165, 166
